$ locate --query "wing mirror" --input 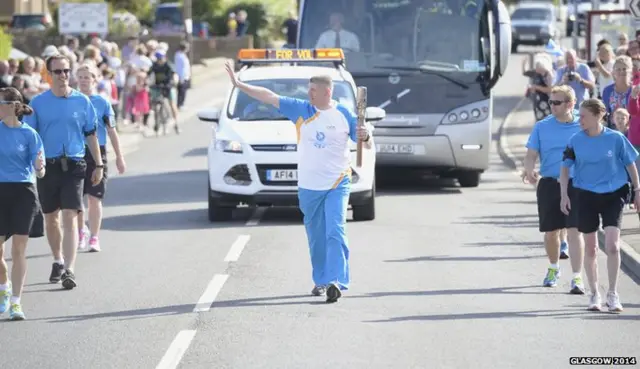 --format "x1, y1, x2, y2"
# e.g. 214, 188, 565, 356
365, 106, 386, 122
197, 108, 220, 123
